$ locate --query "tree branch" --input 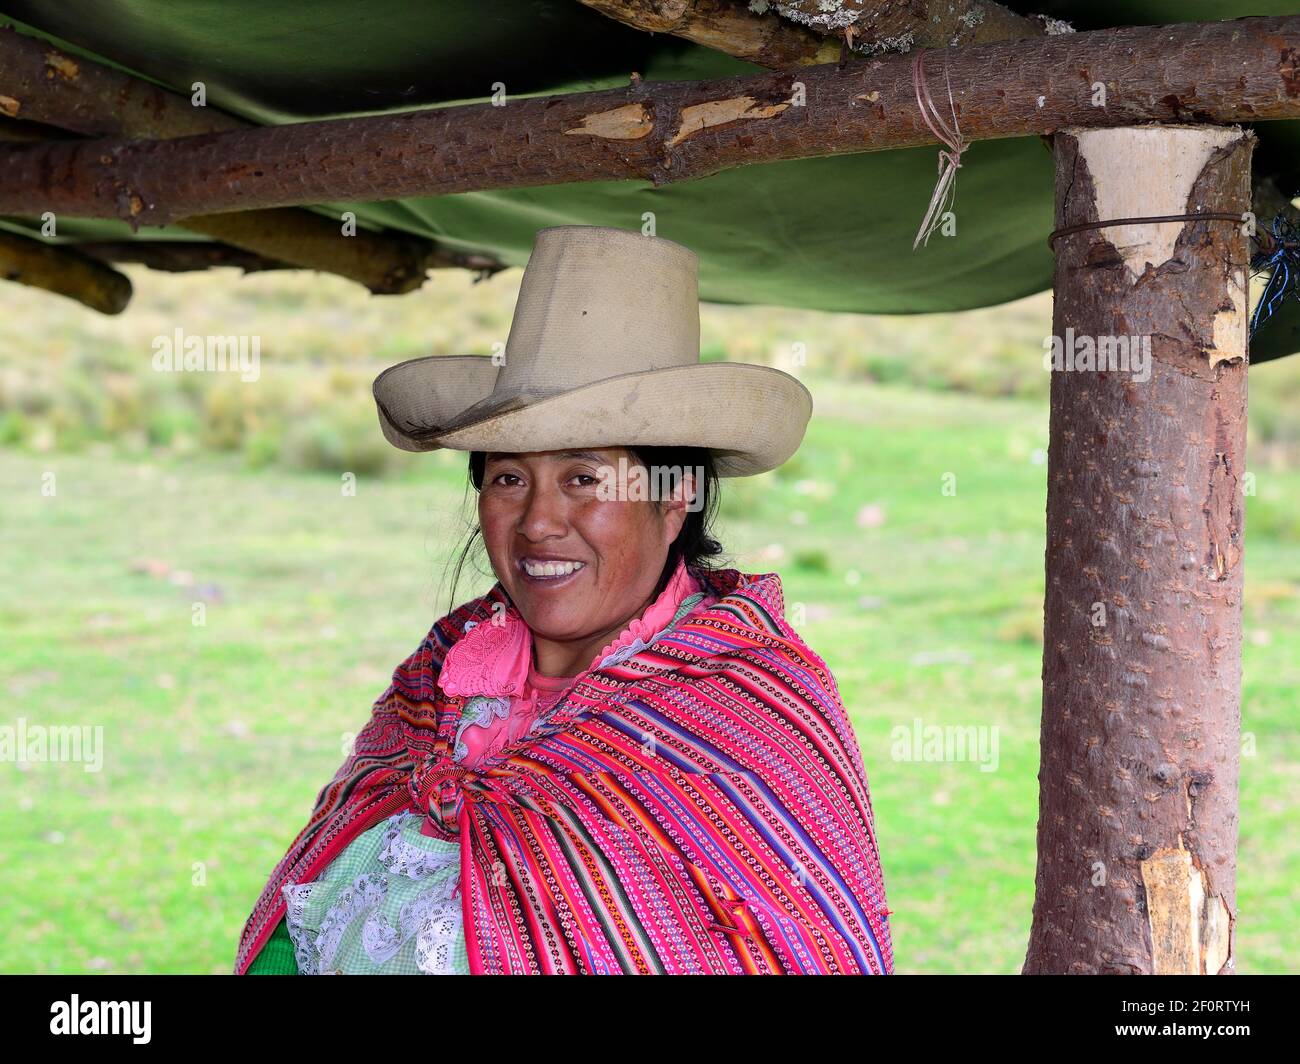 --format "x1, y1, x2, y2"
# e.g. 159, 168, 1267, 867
178, 210, 504, 294
0, 17, 1294, 226
0, 228, 132, 313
